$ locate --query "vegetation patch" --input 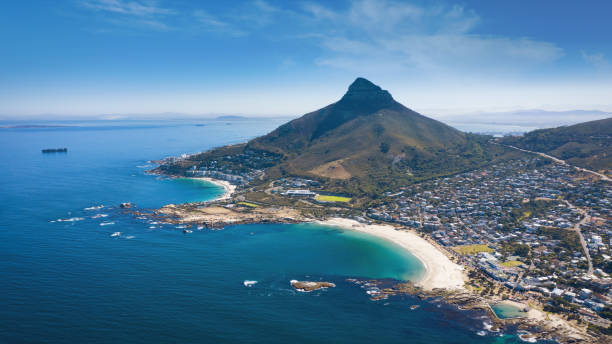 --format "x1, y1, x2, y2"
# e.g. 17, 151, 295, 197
315, 195, 352, 203
238, 202, 259, 208
452, 244, 493, 255
499, 260, 523, 268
